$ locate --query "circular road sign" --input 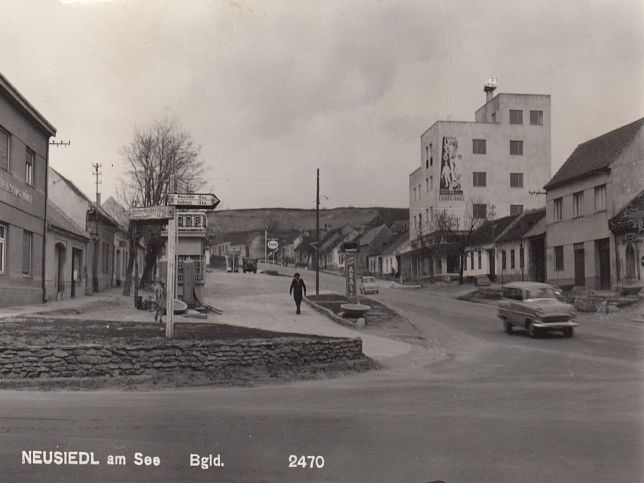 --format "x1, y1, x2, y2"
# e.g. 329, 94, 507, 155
267, 240, 279, 250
